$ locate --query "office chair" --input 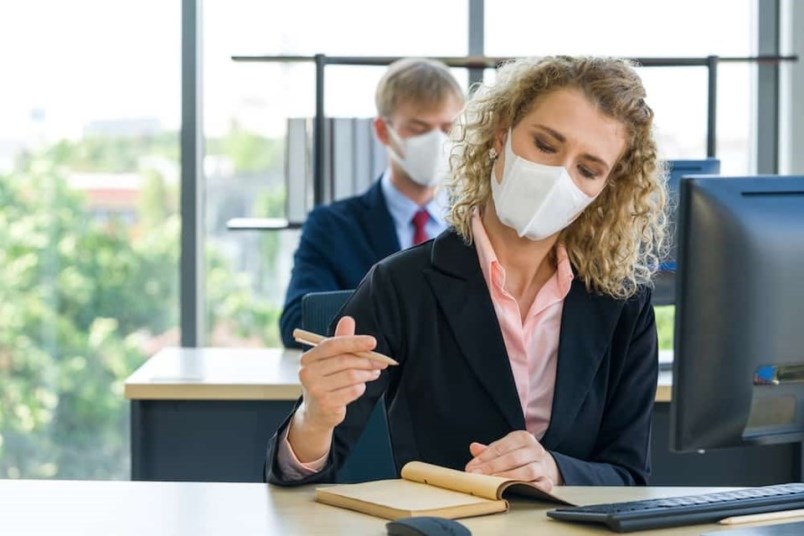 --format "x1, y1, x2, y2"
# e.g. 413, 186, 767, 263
300, 290, 355, 336
300, 290, 396, 483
